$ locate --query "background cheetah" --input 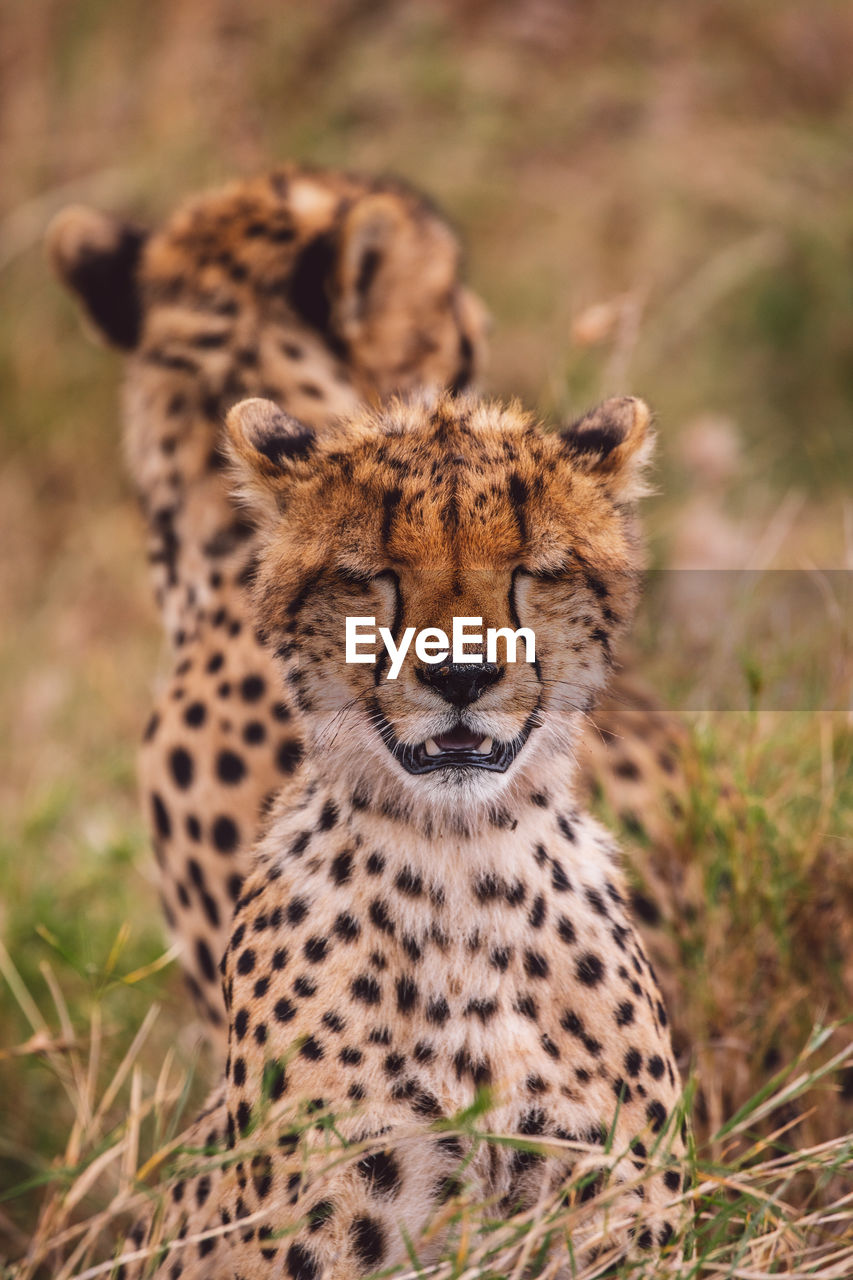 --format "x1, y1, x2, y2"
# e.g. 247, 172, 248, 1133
114, 391, 686, 1279
48, 168, 686, 1051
